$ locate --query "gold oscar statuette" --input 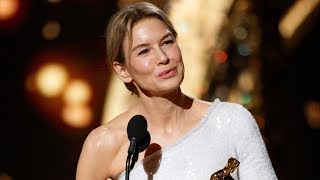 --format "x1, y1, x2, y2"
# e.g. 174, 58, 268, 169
210, 157, 240, 180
